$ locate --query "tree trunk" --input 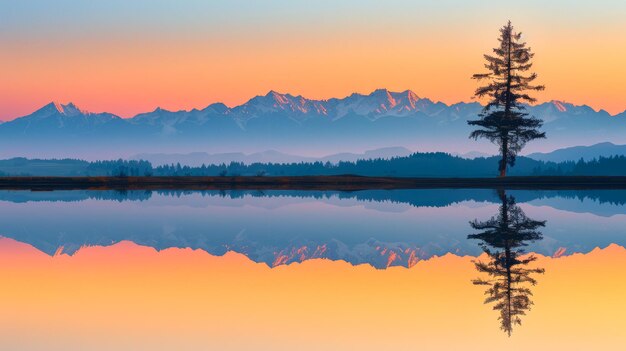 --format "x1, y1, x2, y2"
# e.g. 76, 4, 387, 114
500, 138, 508, 177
